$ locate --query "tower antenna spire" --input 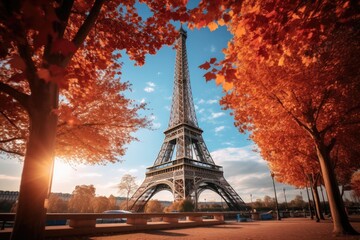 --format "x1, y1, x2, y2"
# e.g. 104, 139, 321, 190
129, 30, 247, 212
